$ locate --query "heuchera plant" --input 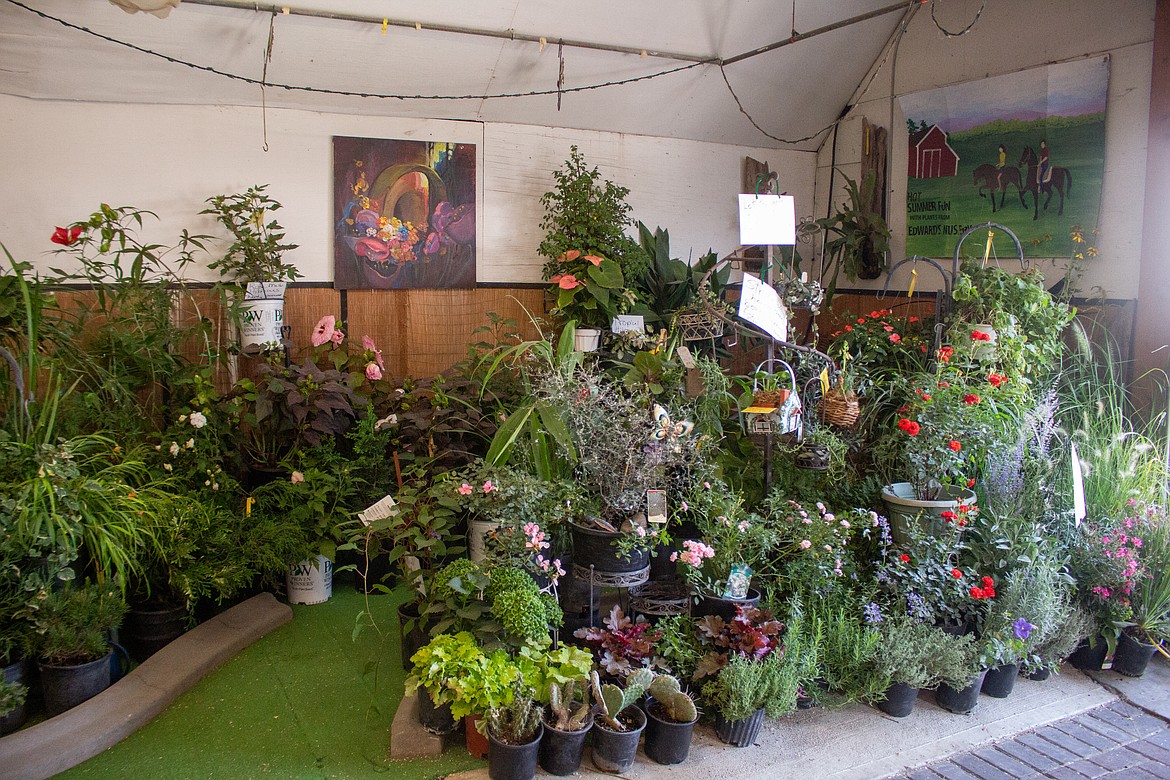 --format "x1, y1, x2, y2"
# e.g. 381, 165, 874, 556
574, 605, 662, 676
693, 606, 784, 679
